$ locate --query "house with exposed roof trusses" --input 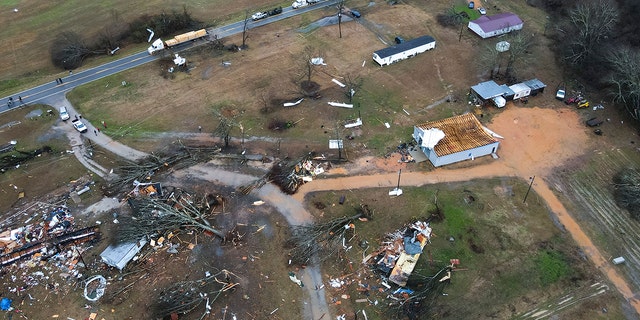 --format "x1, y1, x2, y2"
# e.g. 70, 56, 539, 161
468, 13, 523, 39
412, 113, 500, 167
